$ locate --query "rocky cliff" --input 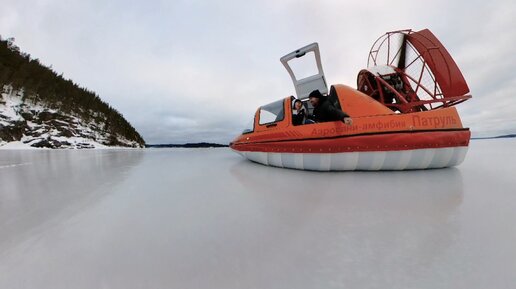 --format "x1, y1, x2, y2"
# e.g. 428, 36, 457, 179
0, 37, 145, 148
1, 86, 143, 148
